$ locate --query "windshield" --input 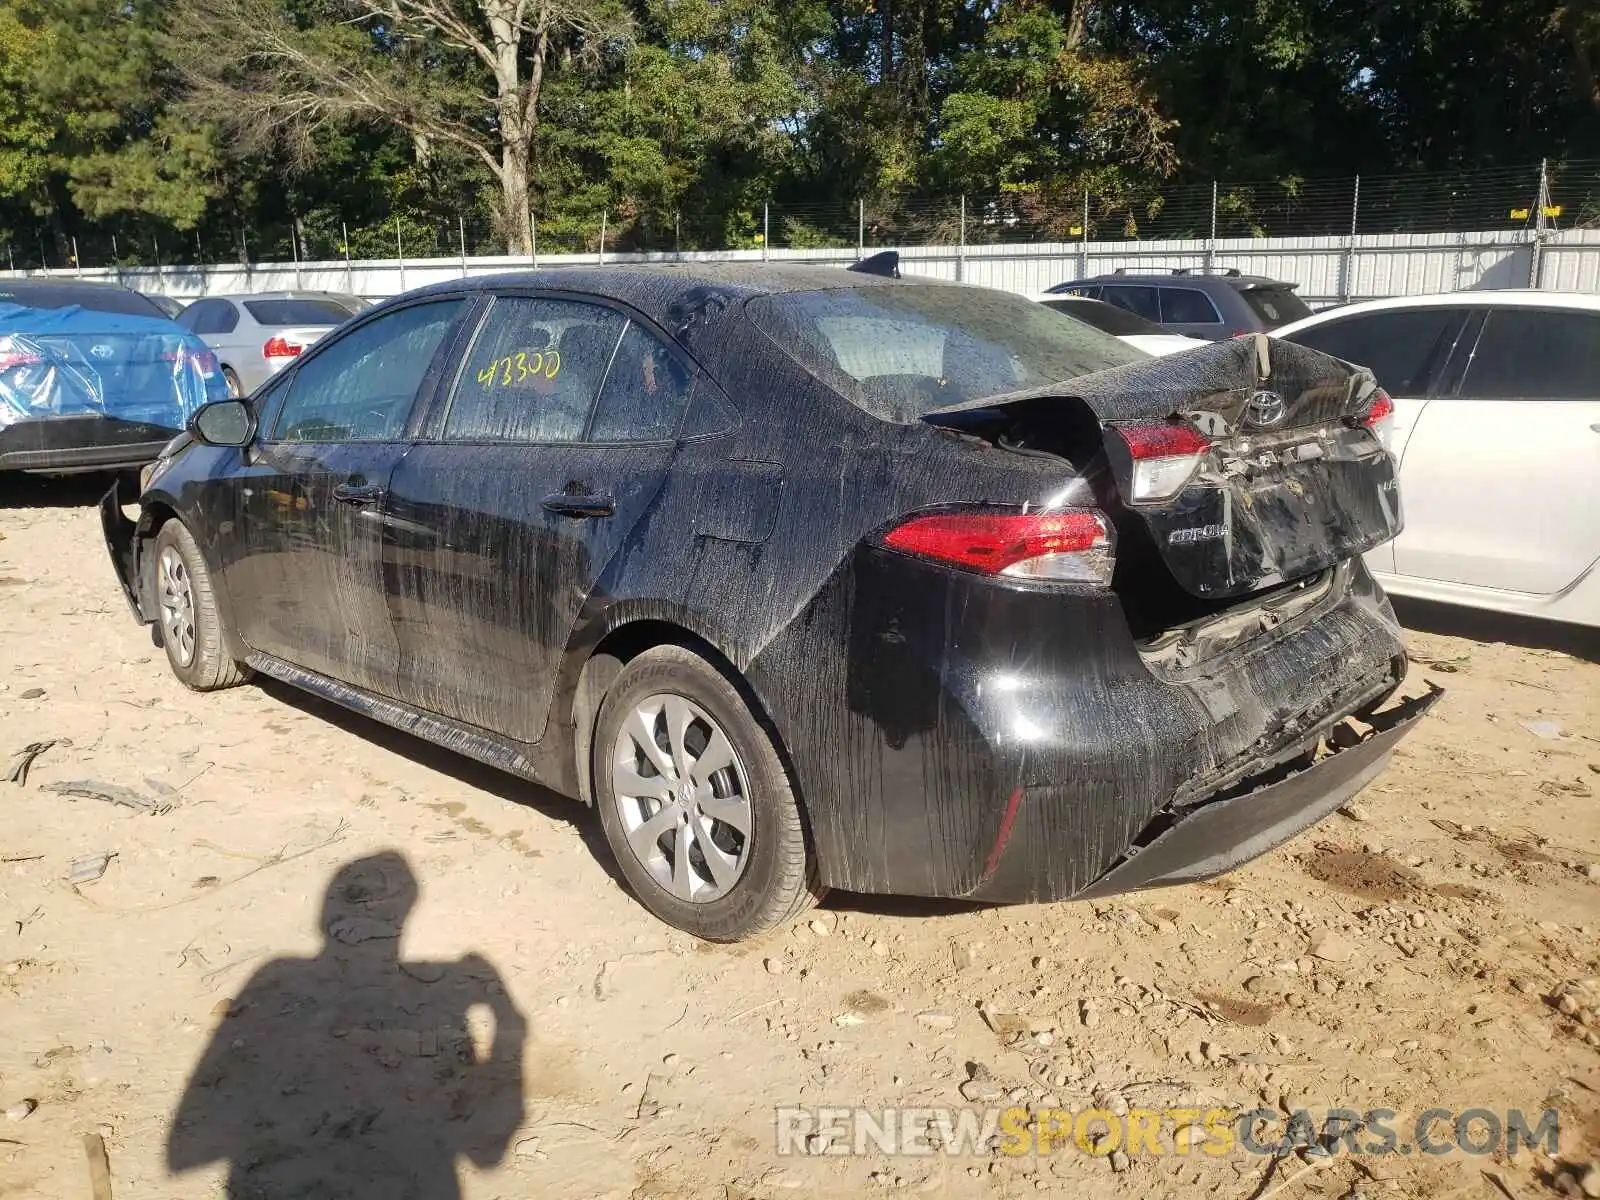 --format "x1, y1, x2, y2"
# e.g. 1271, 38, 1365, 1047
0, 284, 165, 317
1038, 297, 1165, 337
748, 284, 1143, 421
244, 298, 354, 326
1240, 286, 1312, 327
